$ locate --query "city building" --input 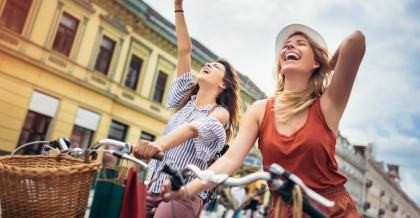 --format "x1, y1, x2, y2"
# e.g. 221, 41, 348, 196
335, 133, 367, 211
335, 136, 420, 217
0, 0, 265, 155
362, 148, 420, 218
